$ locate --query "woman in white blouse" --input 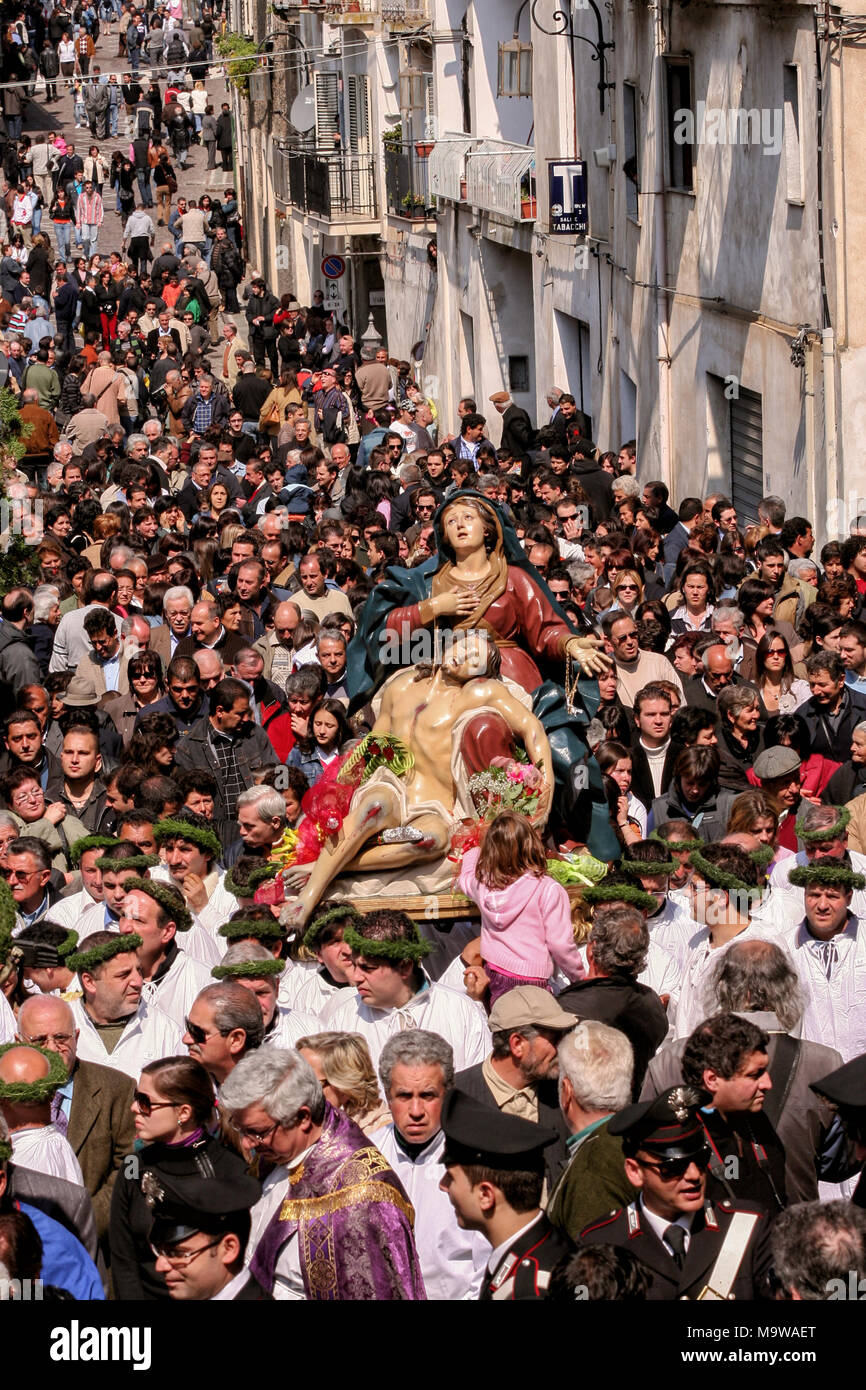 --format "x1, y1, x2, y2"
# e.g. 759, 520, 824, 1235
58, 33, 76, 79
